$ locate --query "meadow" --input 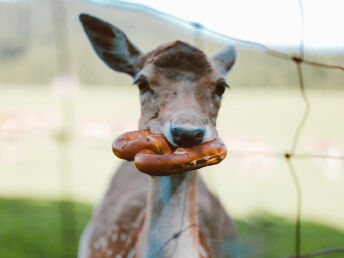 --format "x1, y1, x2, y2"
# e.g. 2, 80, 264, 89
0, 86, 343, 257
